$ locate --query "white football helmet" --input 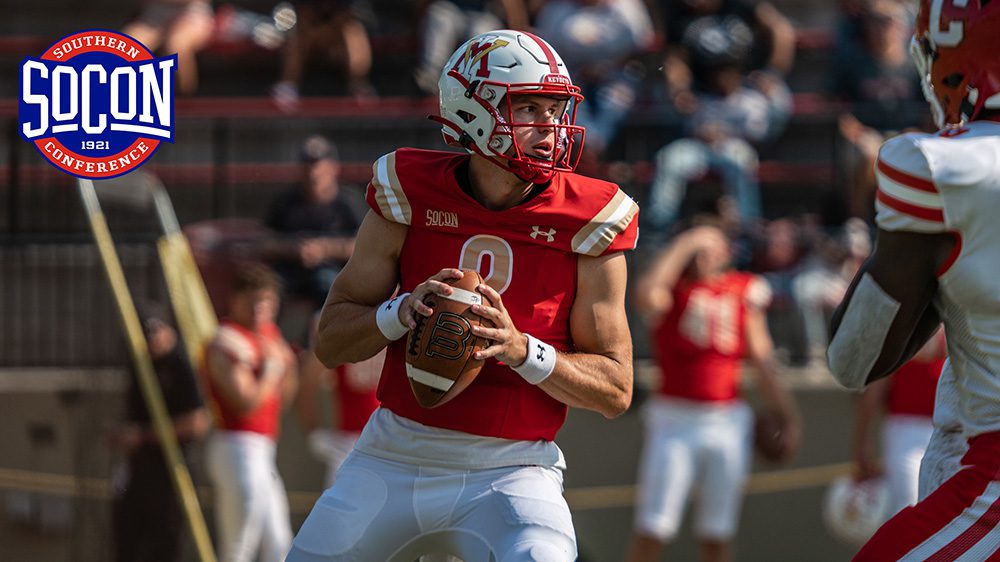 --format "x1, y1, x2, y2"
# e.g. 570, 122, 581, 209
822, 476, 891, 546
433, 30, 585, 184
